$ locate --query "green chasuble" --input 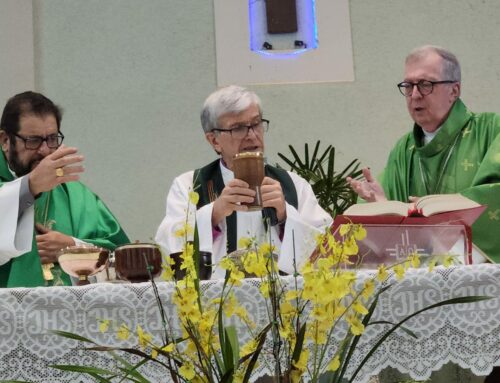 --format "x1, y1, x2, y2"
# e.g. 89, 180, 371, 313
379, 98, 500, 261
0, 152, 130, 287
